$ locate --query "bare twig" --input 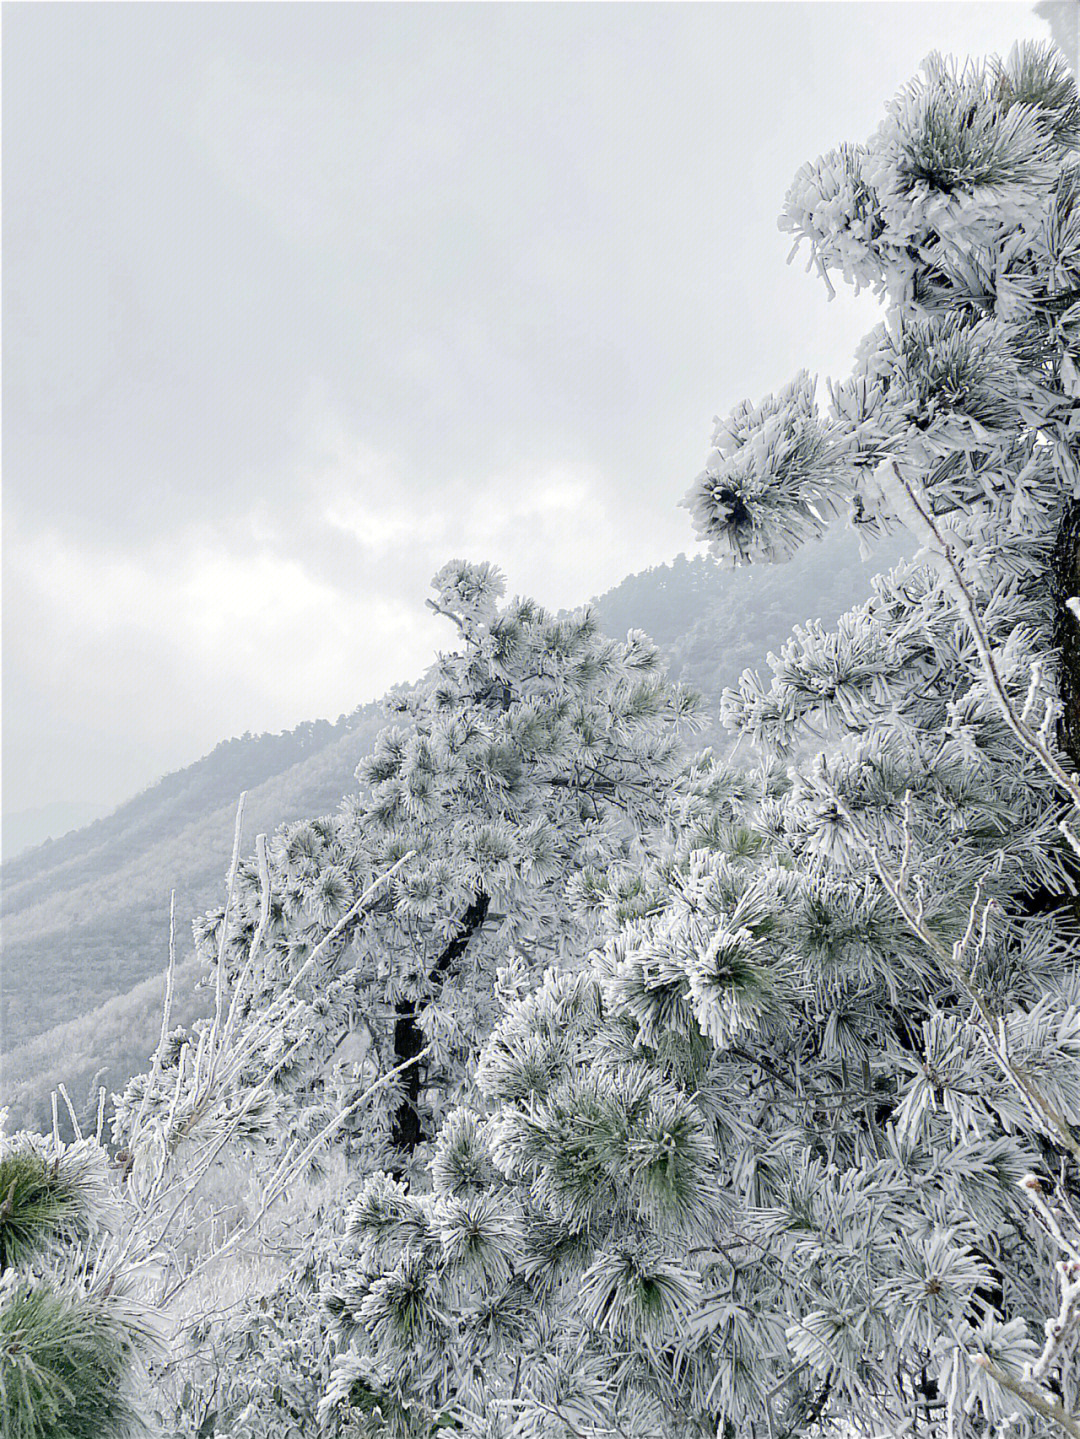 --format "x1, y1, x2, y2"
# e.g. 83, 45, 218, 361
214, 849, 415, 1092
218, 834, 272, 1060
158, 1042, 432, 1307
206, 793, 247, 1091
888, 464, 1080, 809
973, 1355, 1080, 1438
109, 849, 417, 1286
133, 889, 178, 1144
